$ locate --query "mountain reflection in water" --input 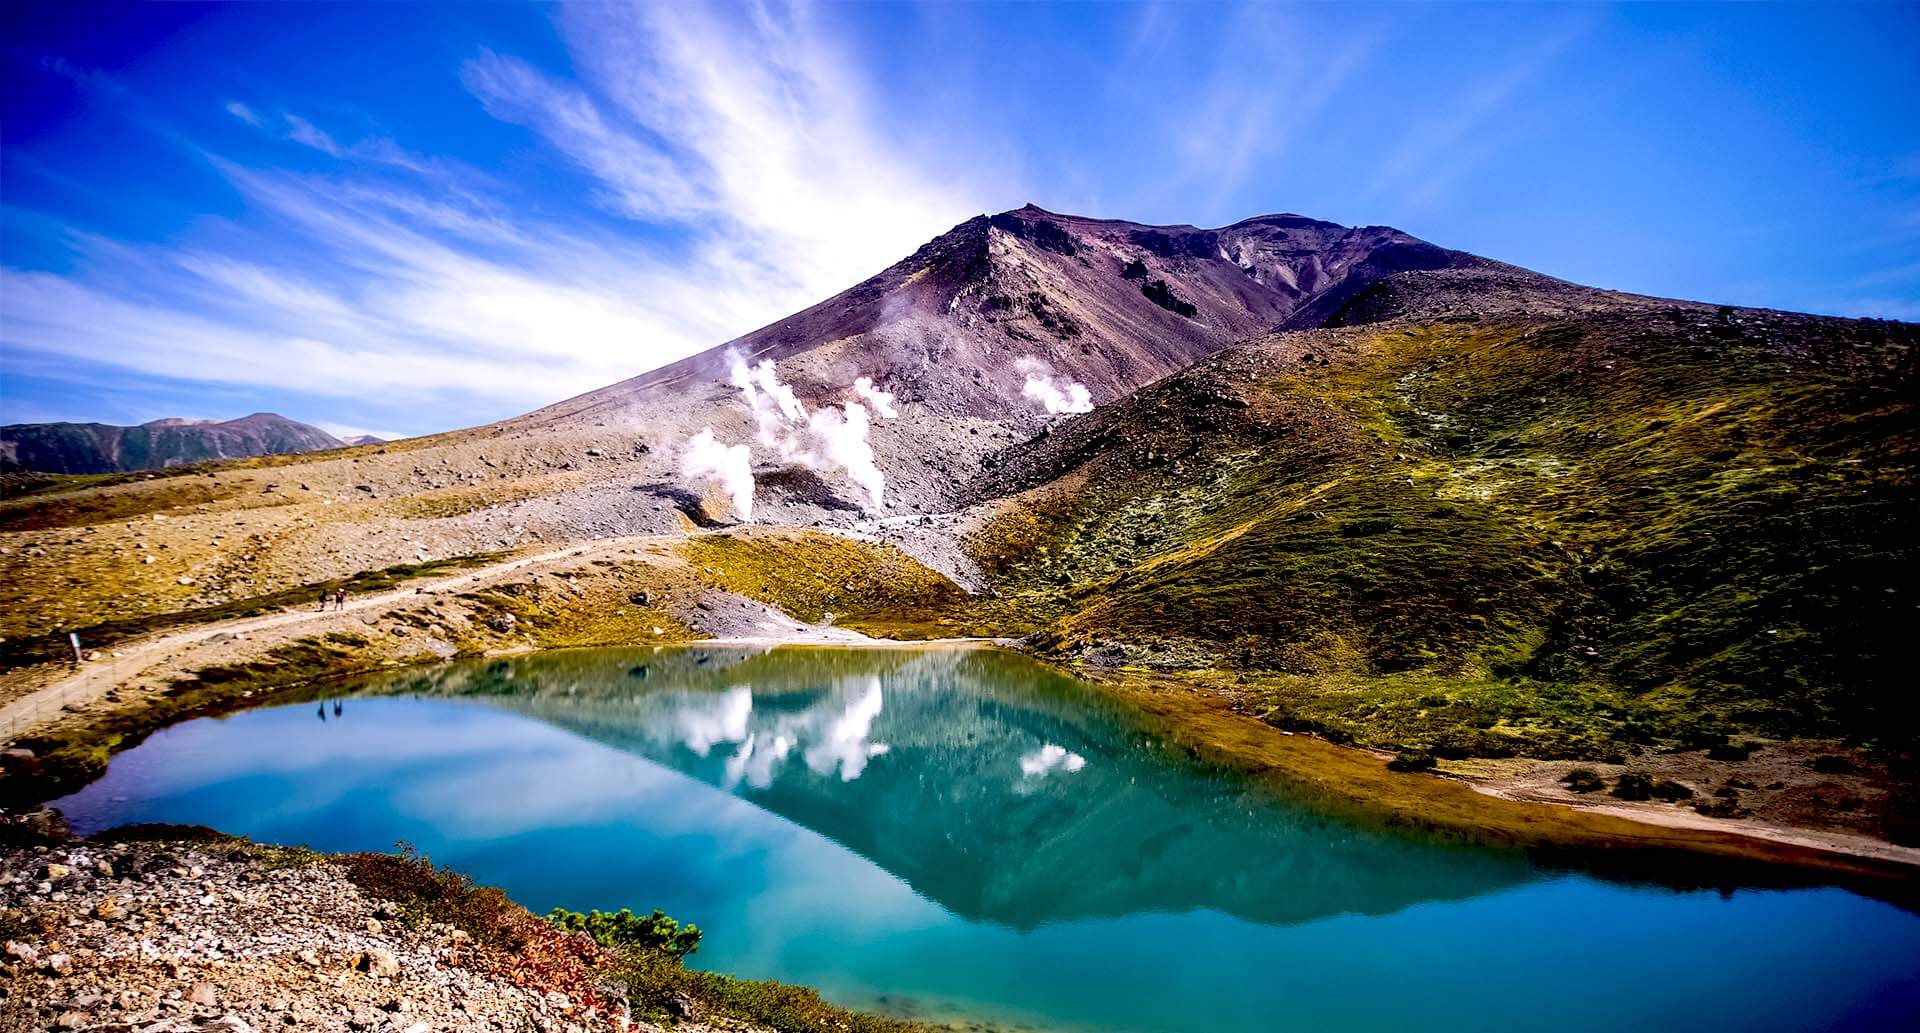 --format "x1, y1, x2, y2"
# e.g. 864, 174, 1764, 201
54, 646, 1920, 1033
339, 645, 1534, 928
